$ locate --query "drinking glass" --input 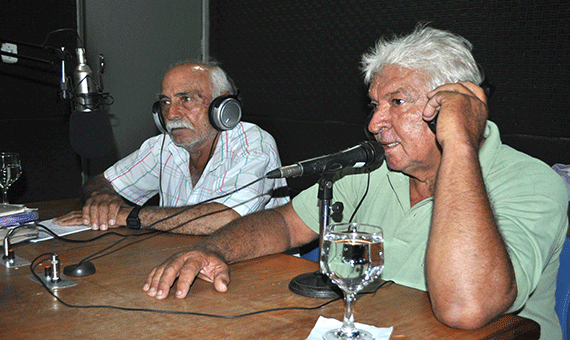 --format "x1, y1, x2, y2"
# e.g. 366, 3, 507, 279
320, 222, 384, 340
0, 152, 22, 205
